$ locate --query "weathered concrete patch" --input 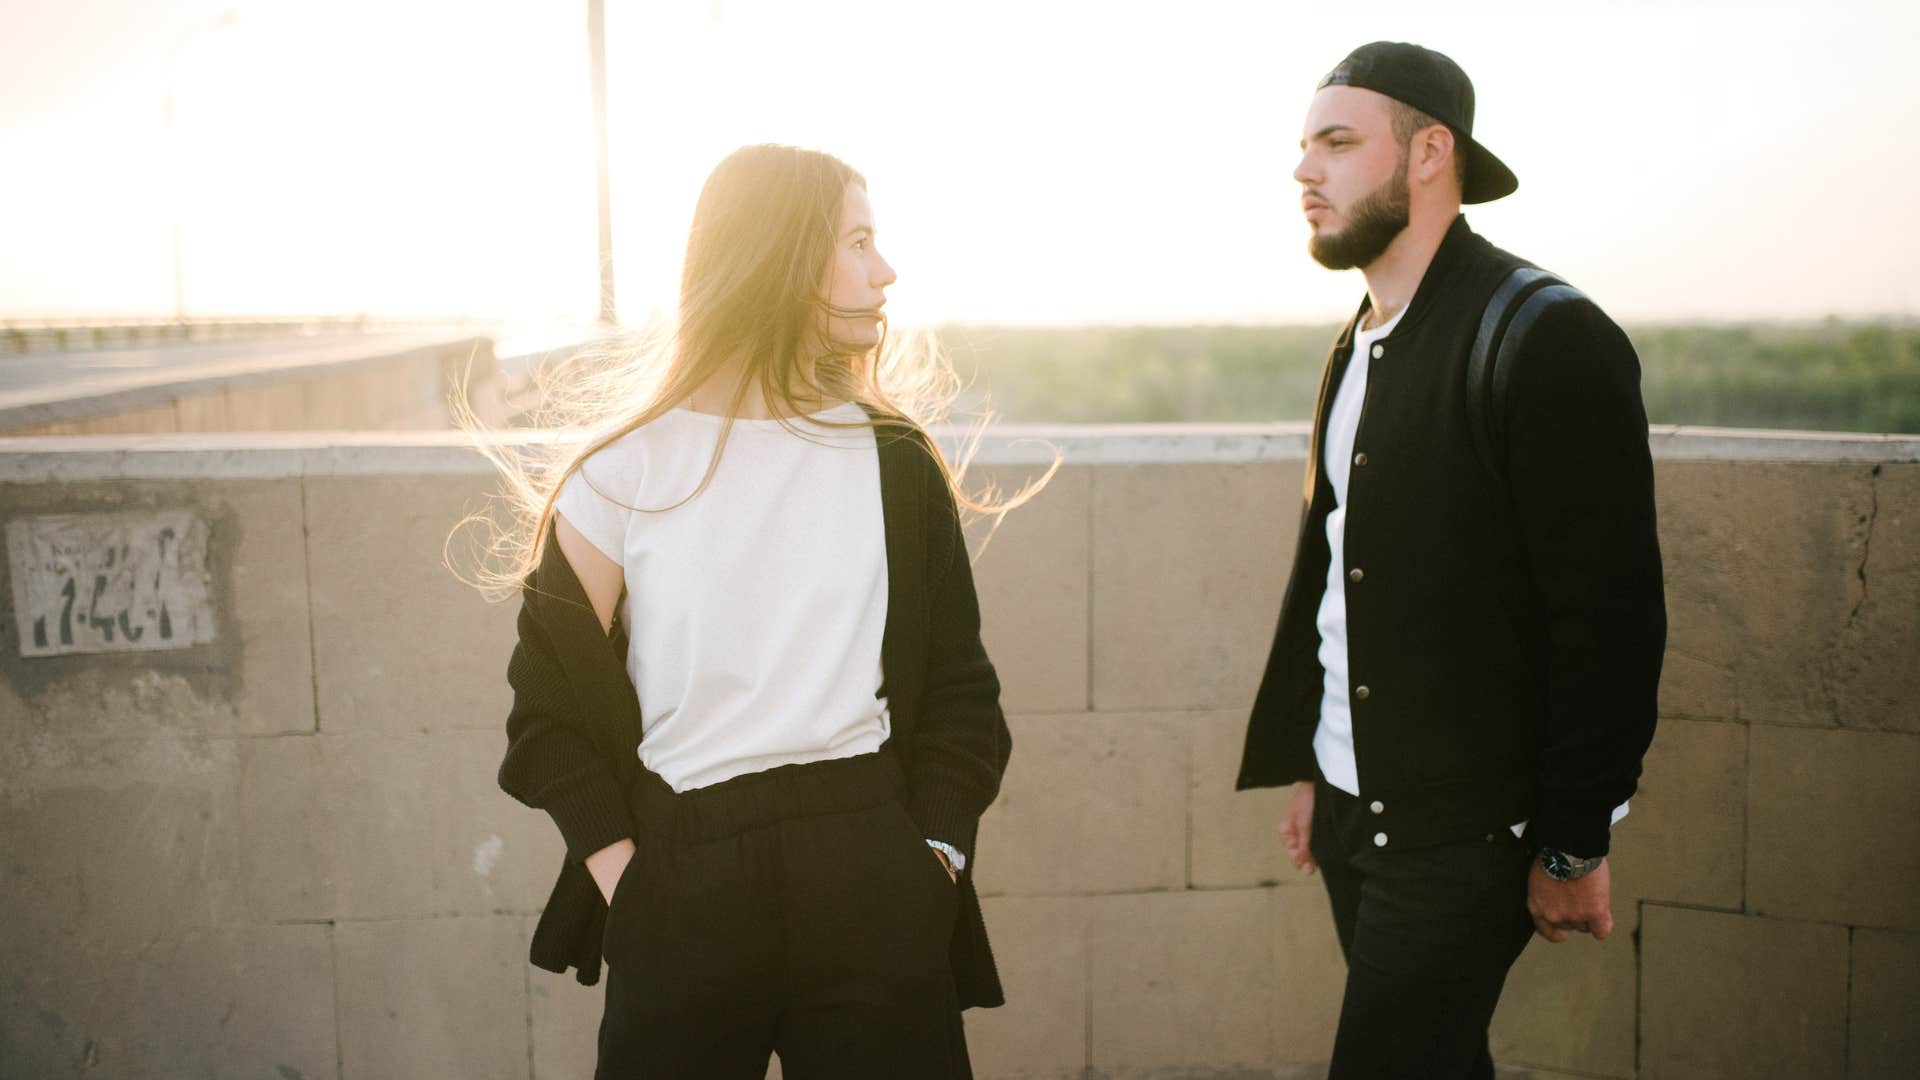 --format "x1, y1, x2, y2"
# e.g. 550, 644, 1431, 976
6, 510, 213, 656
1825, 463, 1920, 735
0, 478, 314, 737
